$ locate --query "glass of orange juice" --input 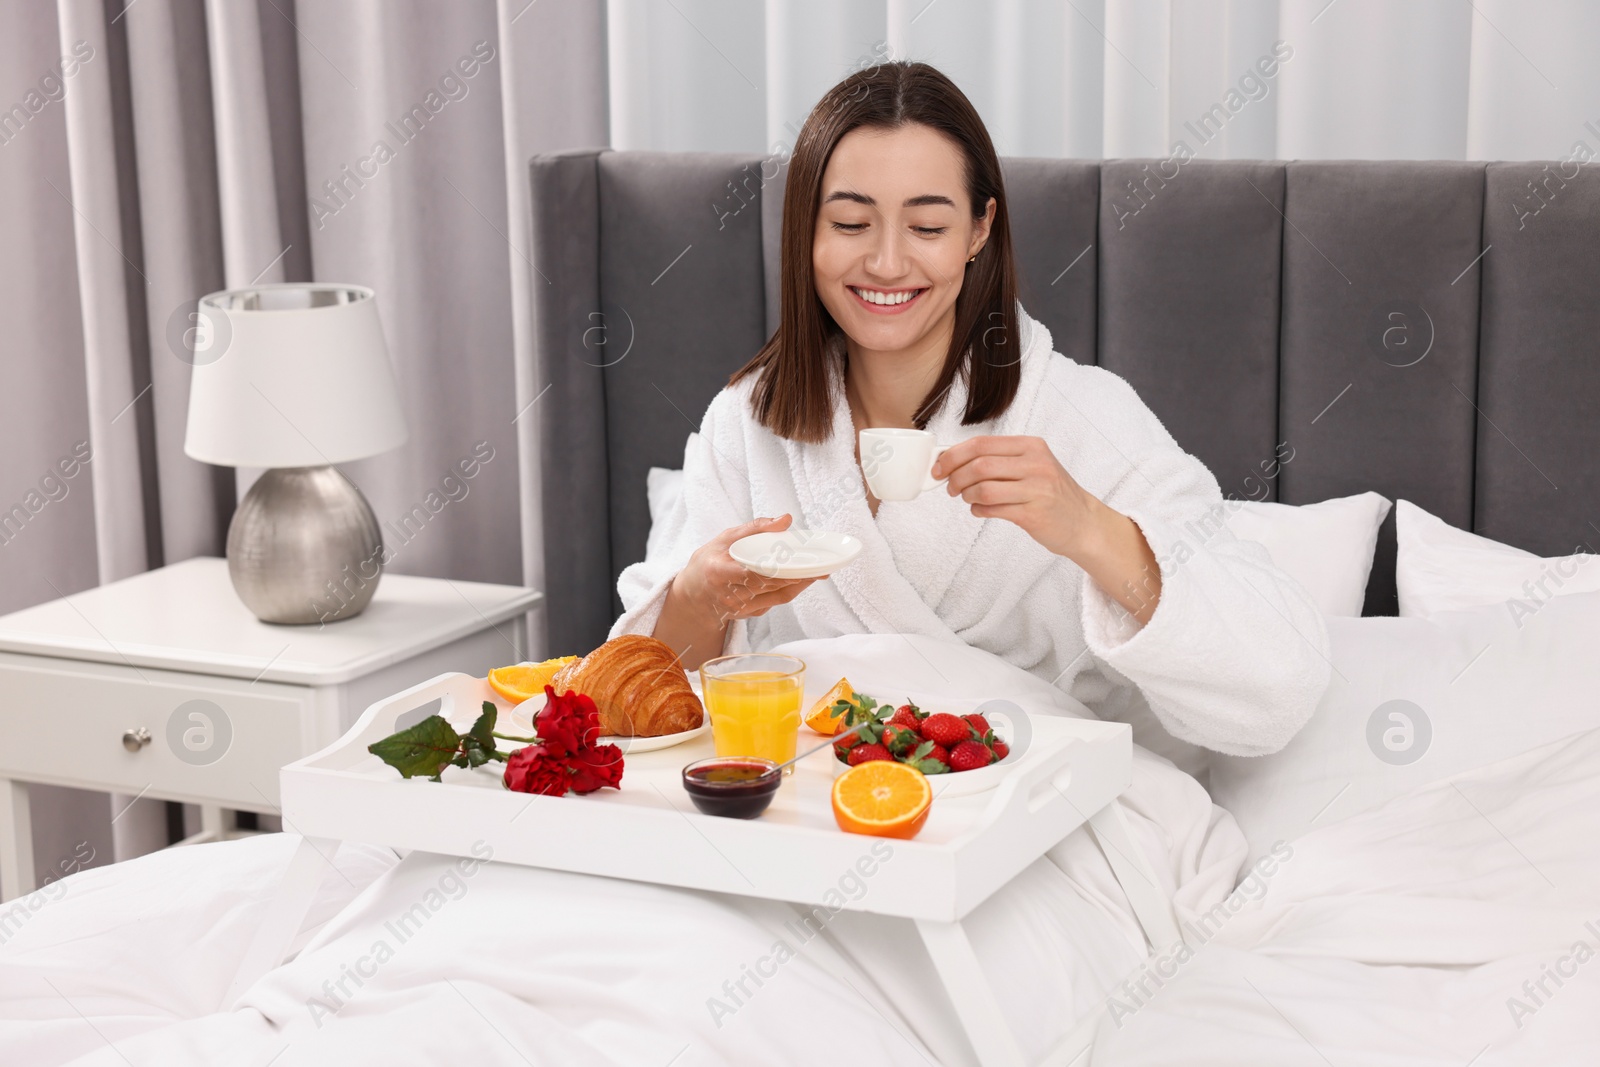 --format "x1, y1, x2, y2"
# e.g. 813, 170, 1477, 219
699, 653, 806, 773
